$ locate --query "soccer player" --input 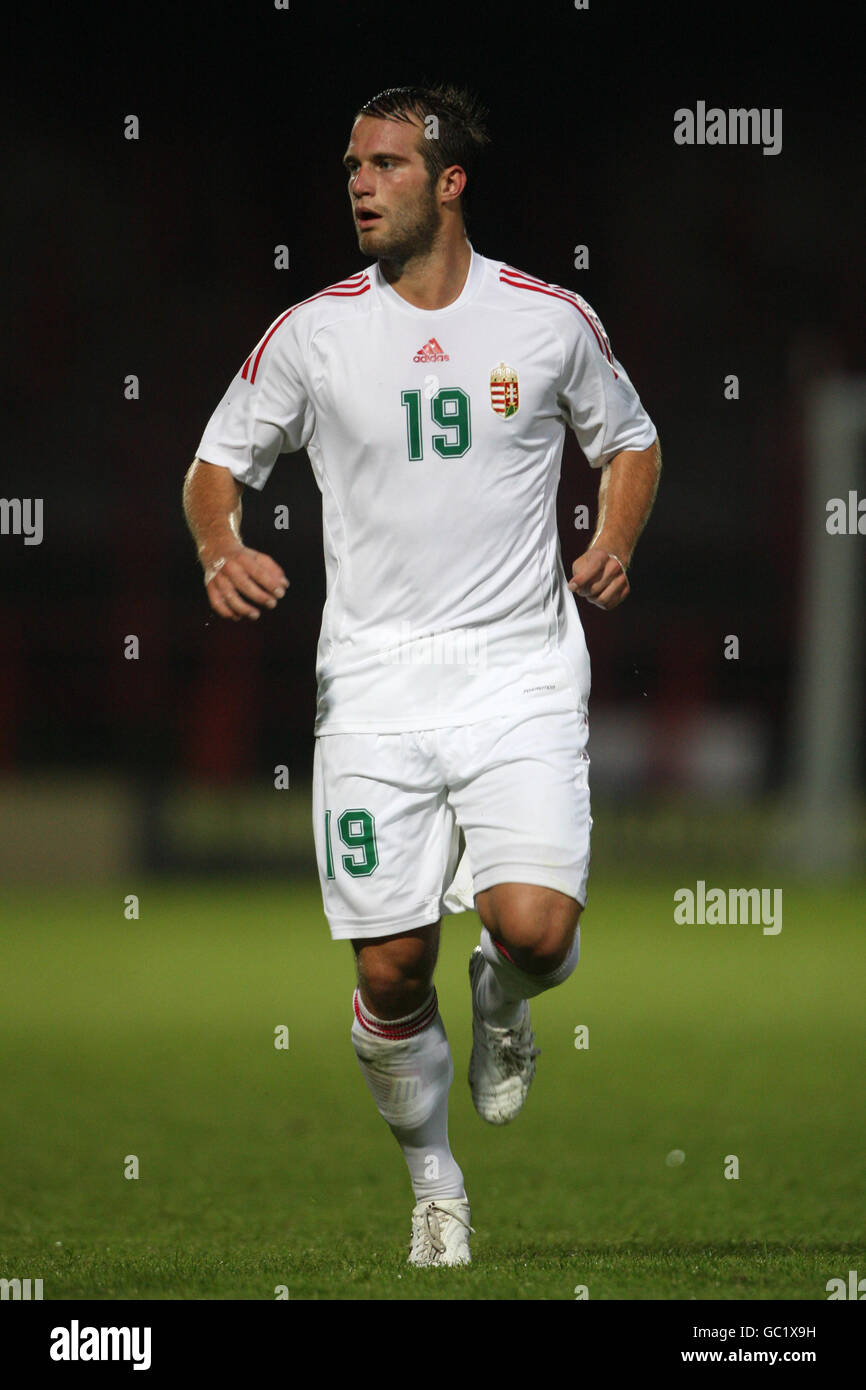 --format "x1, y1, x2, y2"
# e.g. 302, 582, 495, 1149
183, 85, 661, 1266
